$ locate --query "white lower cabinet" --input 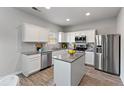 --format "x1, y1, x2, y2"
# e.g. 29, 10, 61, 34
22, 54, 41, 77
85, 51, 94, 66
